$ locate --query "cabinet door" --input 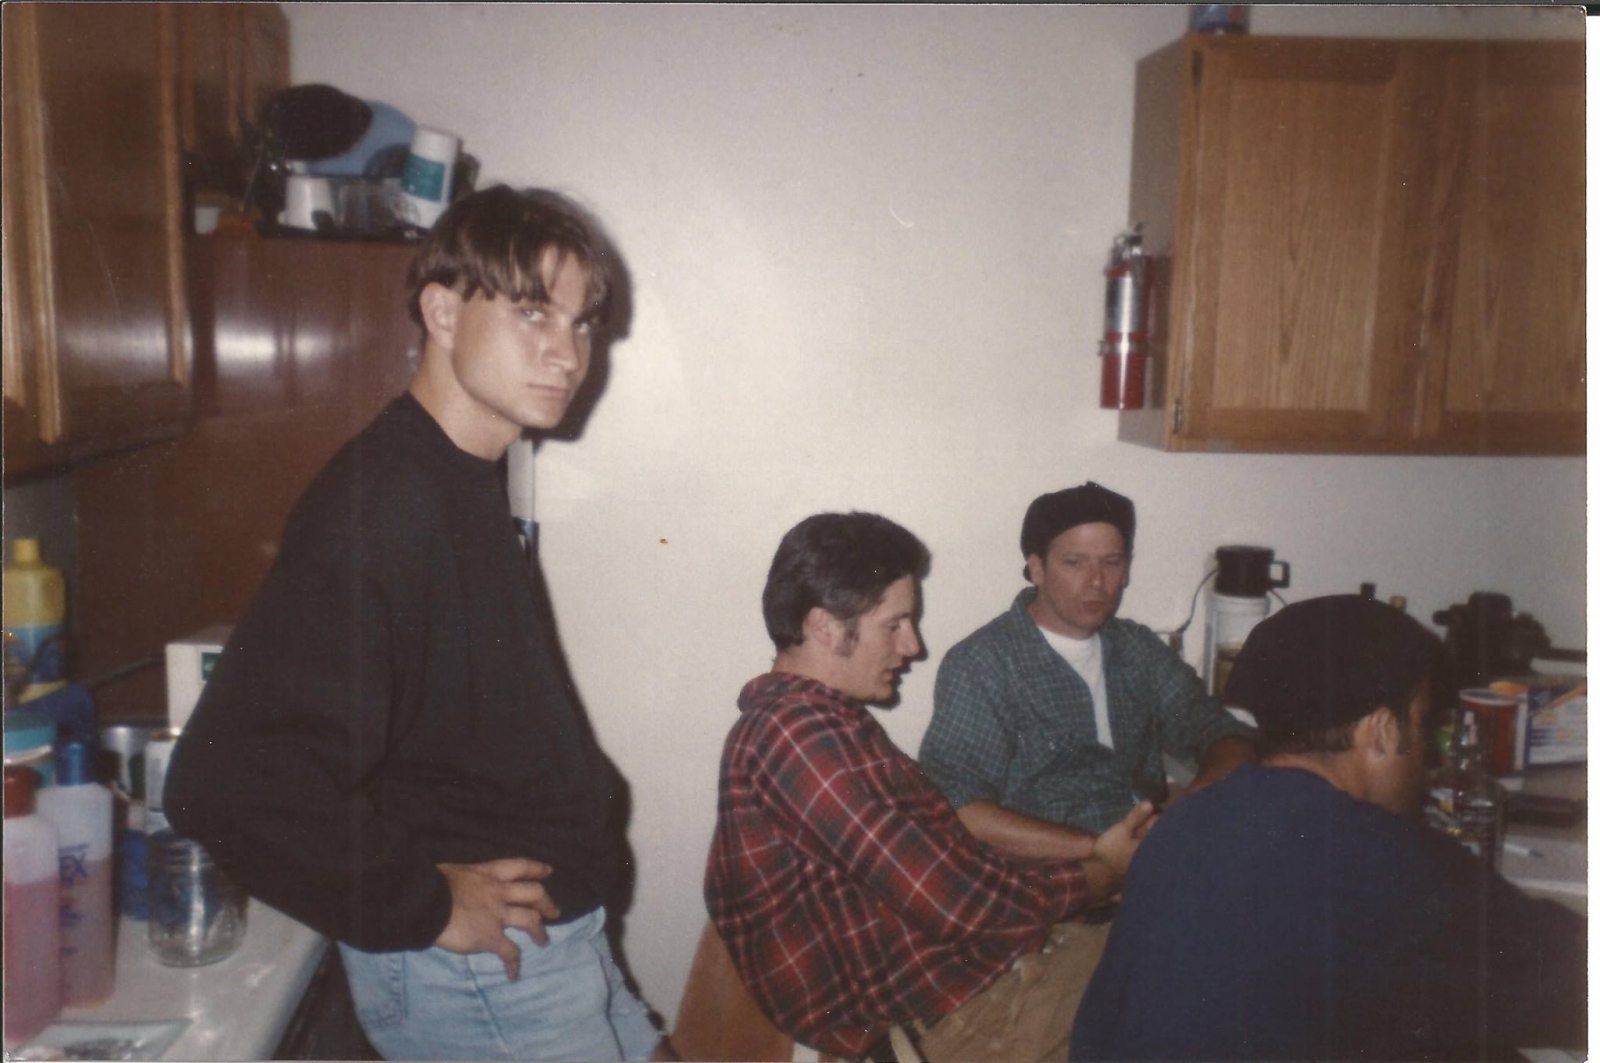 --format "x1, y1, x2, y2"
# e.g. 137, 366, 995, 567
177, 3, 290, 196
2, 4, 192, 474
1165, 38, 1436, 452
76, 241, 420, 722
1426, 41, 1584, 454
